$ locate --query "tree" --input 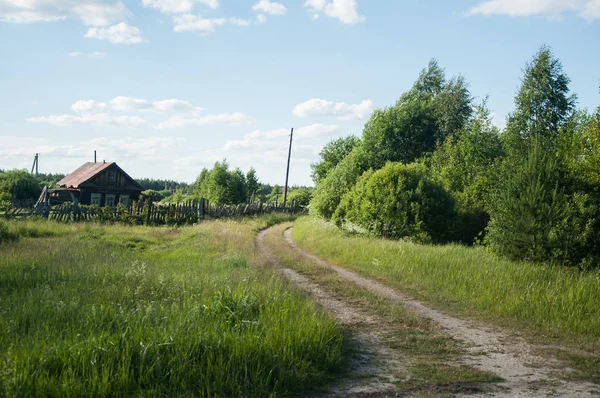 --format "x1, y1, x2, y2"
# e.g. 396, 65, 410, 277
193, 160, 253, 205
429, 100, 505, 242
0, 170, 41, 201
310, 146, 370, 219
267, 185, 282, 205
503, 46, 577, 157
486, 140, 566, 262
361, 59, 472, 169
227, 168, 247, 204
245, 168, 260, 202
286, 187, 313, 207
311, 136, 360, 184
